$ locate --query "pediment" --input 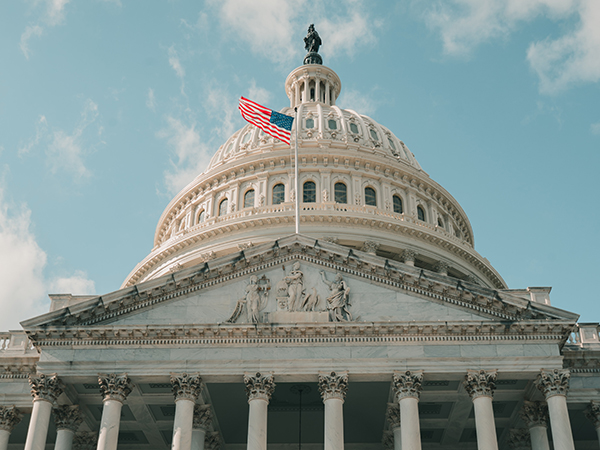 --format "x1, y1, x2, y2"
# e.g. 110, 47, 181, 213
22, 235, 578, 335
